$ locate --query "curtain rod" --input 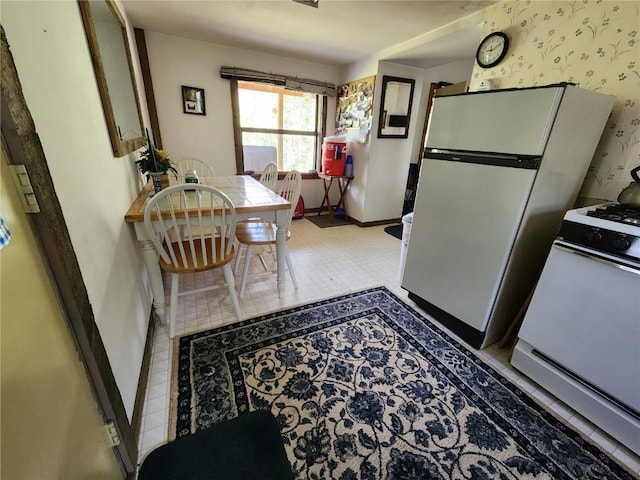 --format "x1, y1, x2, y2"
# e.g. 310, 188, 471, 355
220, 66, 336, 96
